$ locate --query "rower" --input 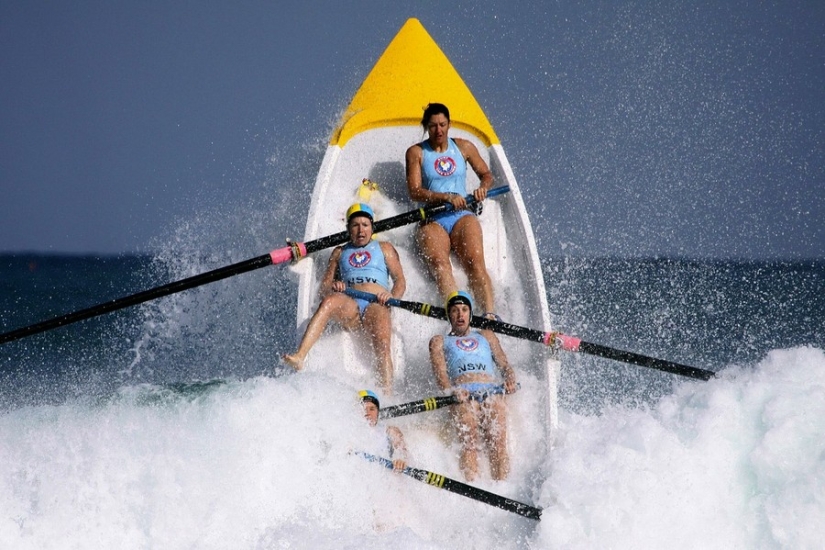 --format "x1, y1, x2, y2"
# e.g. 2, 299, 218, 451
282, 204, 406, 395
405, 102, 498, 317
359, 389, 408, 472
428, 291, 518, 481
